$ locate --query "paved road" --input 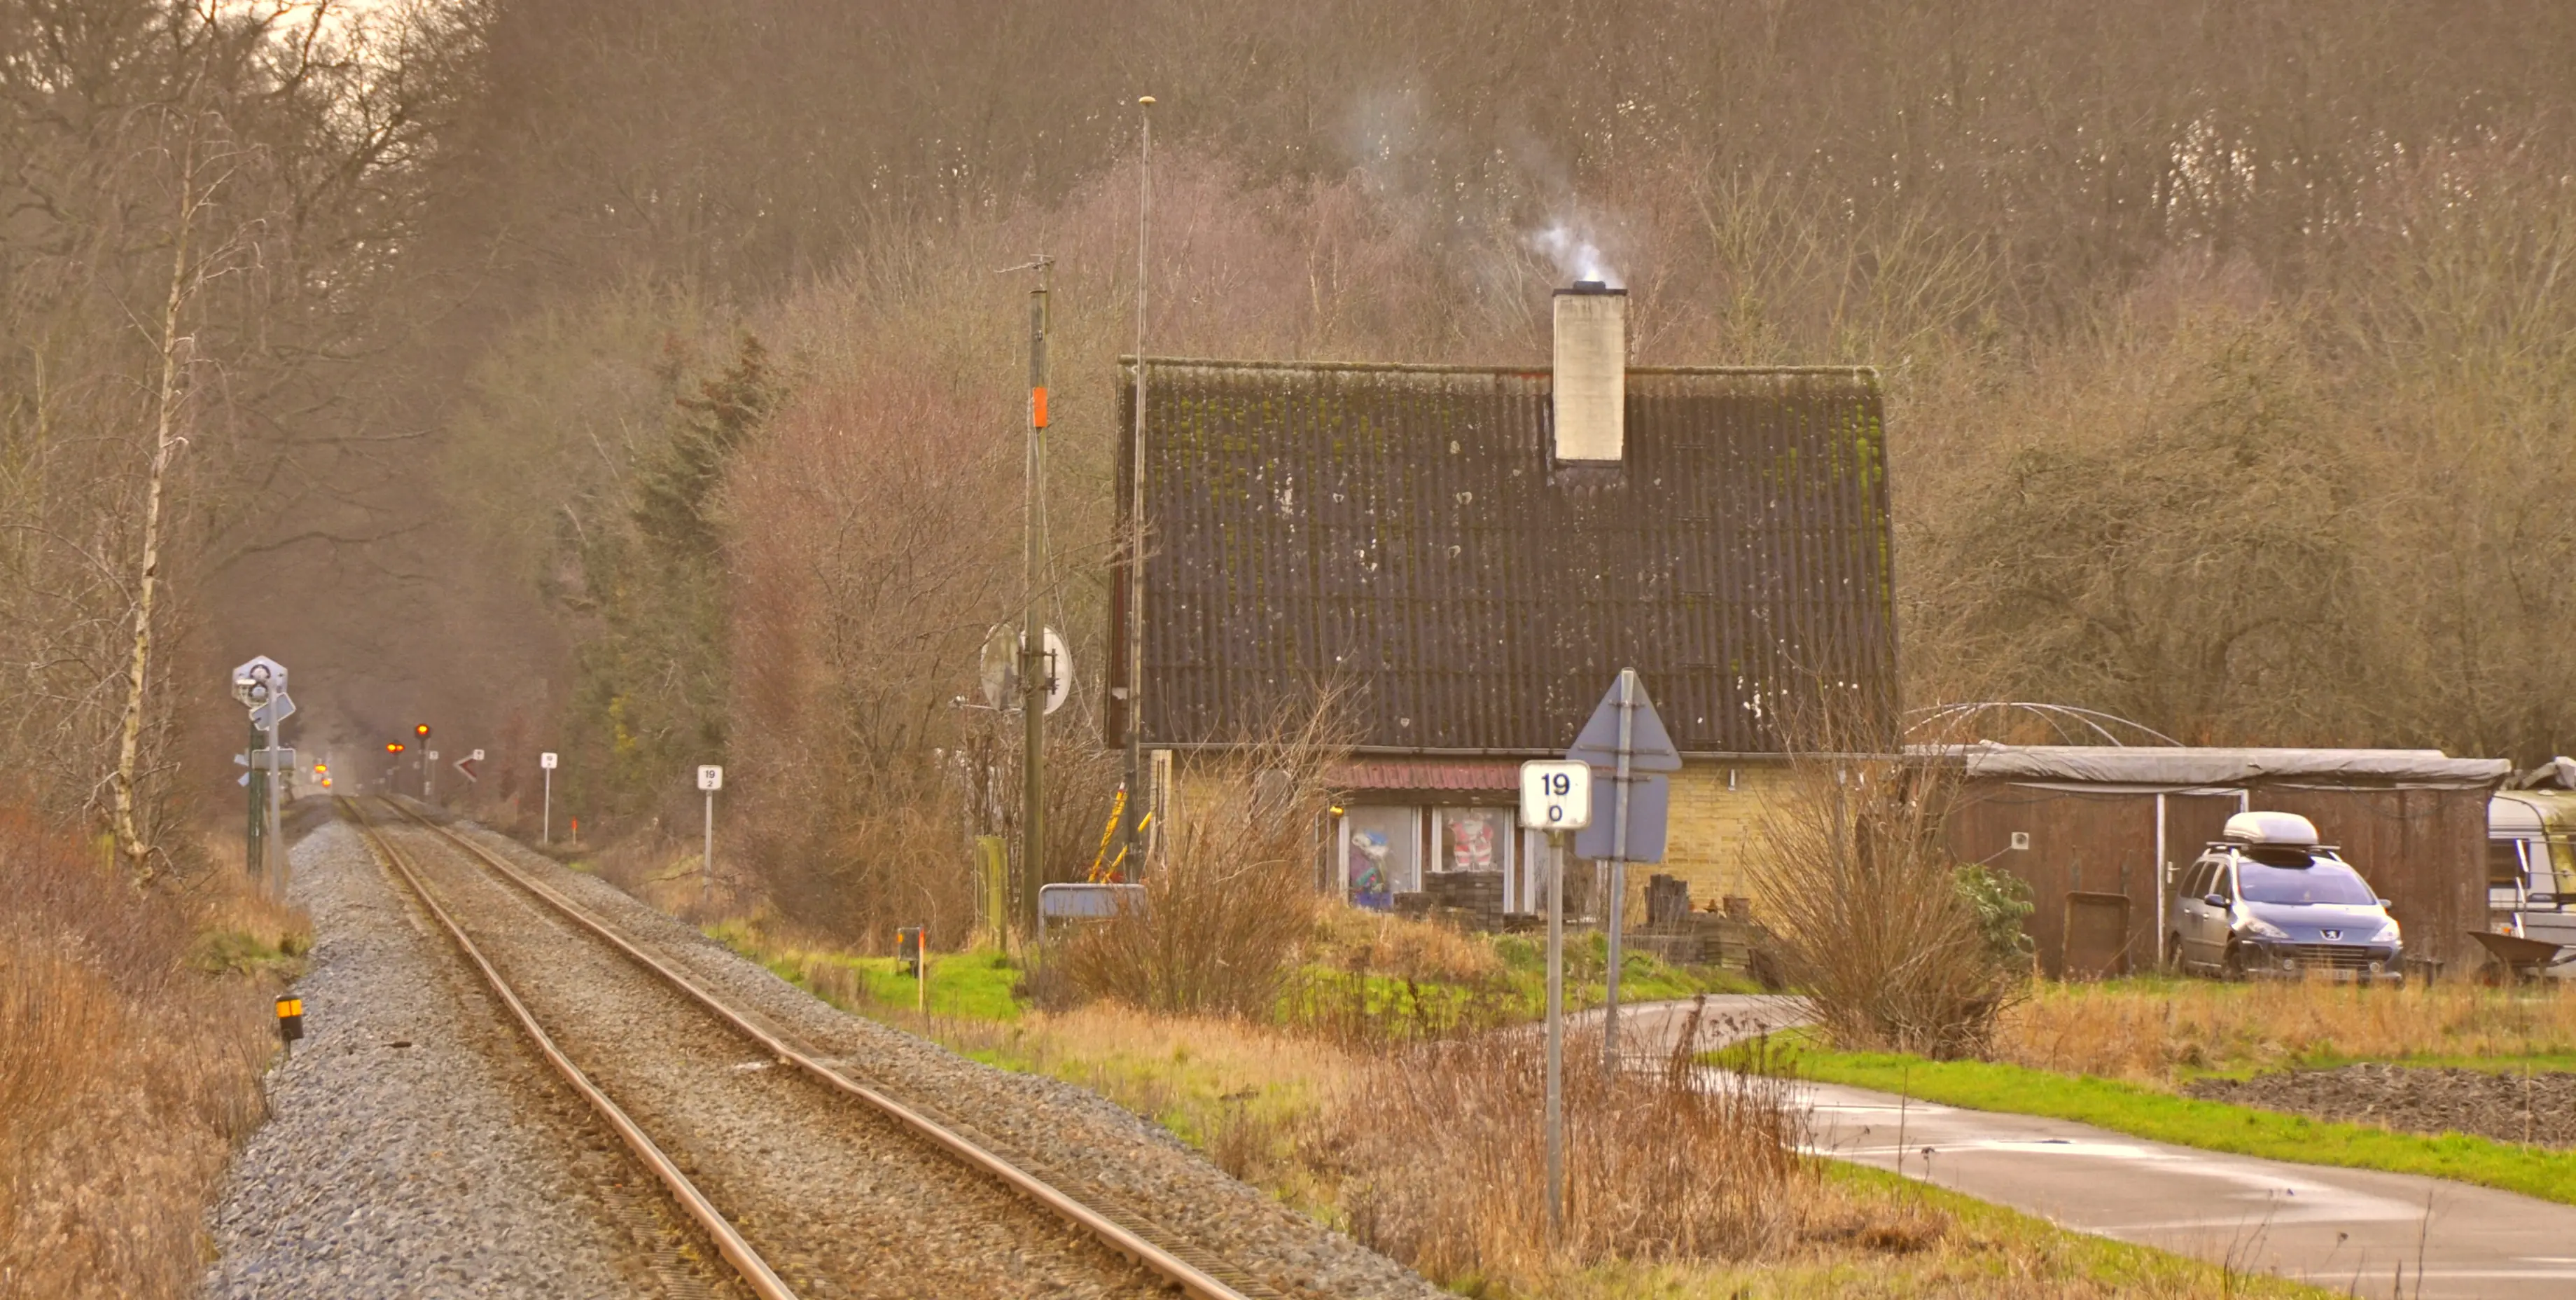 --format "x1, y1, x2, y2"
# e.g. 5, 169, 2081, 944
1596, 995, 2576, 1298
1802, 1083, 2576, 1299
